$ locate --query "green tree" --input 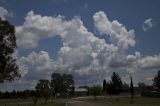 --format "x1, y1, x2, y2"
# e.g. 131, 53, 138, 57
50, 73, 74, 98
88, 85, 102, 100
50, 73, 61, 97
130, 74, 134, 103
103, 79, 107, 92
35, 80, 51, 104
106, 72, 122, 95
62, 74, 74, 97
0, 18, 20, 82
153, 70, 160, 90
